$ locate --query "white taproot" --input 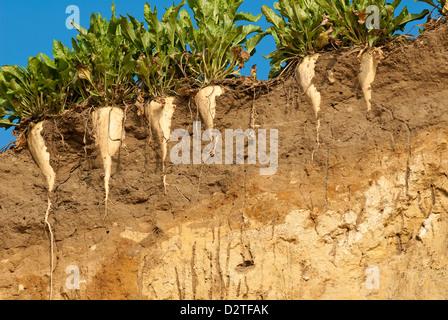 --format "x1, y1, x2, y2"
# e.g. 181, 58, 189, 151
92, 107, 124, 210
195, 86, 225, 130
